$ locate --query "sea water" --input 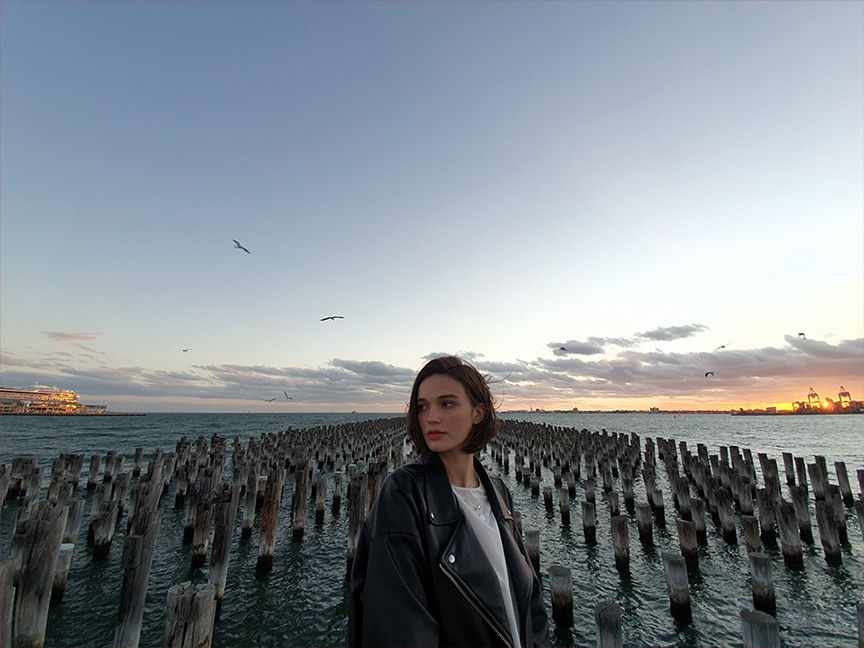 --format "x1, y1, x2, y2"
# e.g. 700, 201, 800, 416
1, 412, 862, 647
